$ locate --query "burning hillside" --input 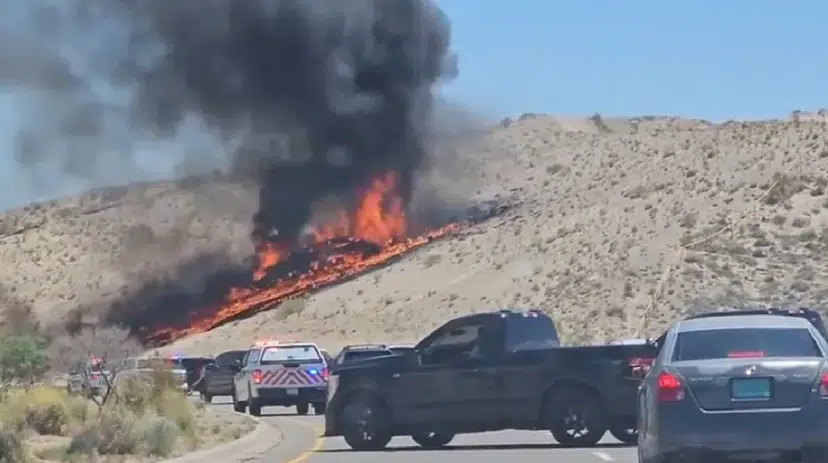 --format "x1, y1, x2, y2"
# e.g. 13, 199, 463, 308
3, 0, 467, 342
141, 172, 463, 346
